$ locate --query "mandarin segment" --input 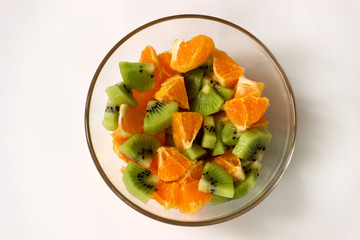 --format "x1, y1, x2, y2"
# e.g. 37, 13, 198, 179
224, 98, 248, 131
242, 96, 269, 126
112, 104, 145, 138
177, 160, 204, 185
151, 180, 181, 209
157, 147, 191, 181
158, 51, 179, 77
170, 35, 215, 73
234, 75, 265, 98
172, 112, 203, 152
178, 180, 213, 215
213, 49, 244, 87
212, 149, 245, 182
154, 74, 189, 109
139, 45, 163, 88
249, 116, 269, 129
